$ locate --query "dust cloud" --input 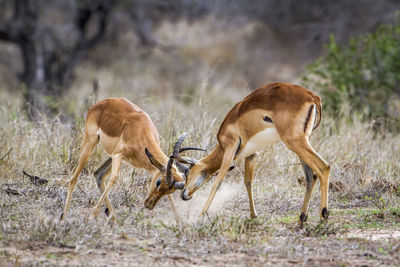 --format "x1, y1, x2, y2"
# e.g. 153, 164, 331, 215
163, 182, 243, 225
